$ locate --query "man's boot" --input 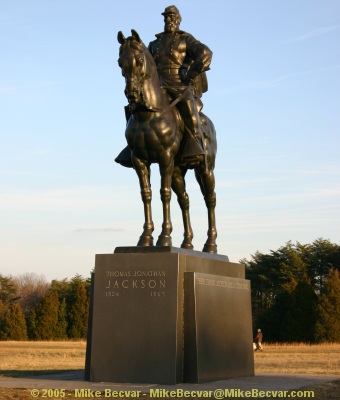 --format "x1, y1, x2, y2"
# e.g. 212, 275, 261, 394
115, 105, 134, 168
176, 99, 205, 165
